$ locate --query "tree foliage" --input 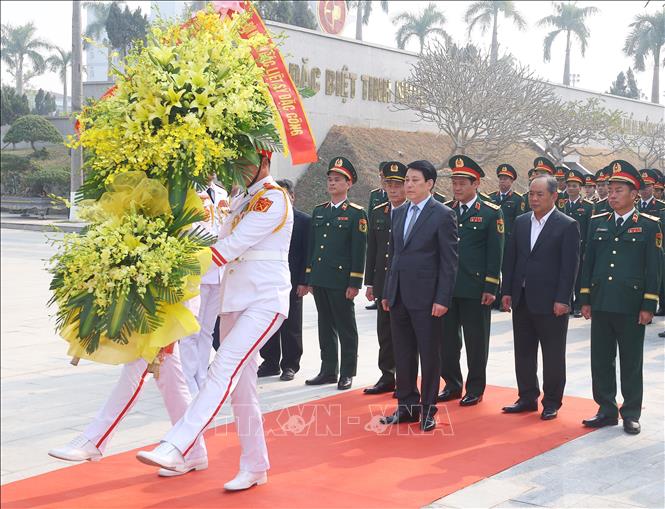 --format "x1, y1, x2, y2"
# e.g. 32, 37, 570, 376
3, 115, 63, 151
105, 2, 148, 58
350, 0, 389, 41
611, 117, 665, 168
624, 9, 665, 104
608, 68, 641, 99
393, 3, 449, 53
0, 85, 30, 126
254, 1, 317, 30
32, 89, 57, 116
464, 1, 526, 64
0, 22, 52, 95
396, 42, 559, 165
46, 46, 71, 114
